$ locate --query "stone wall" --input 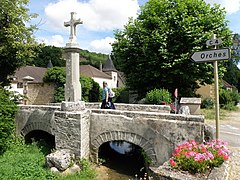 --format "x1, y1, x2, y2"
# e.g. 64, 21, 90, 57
54, 109, 90, 159
27, 83, 55, 105
15, 105, 59, 135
